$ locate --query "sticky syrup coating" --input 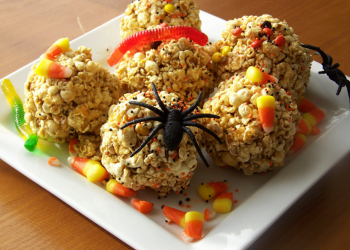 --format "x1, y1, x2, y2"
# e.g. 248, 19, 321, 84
24, 47, 121, 143
116, 37, 217, 105
205, 14, 312, 99
100, 90, 206, 197
120, 0, 201, 39
202, 76, 301, 175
